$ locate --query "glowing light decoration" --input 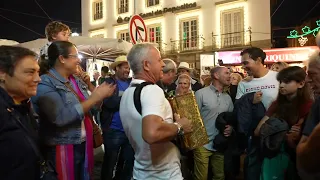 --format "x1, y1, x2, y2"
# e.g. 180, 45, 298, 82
287, 20, 320, 46
298, 37, 308, 46
215, 1, 249, 49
